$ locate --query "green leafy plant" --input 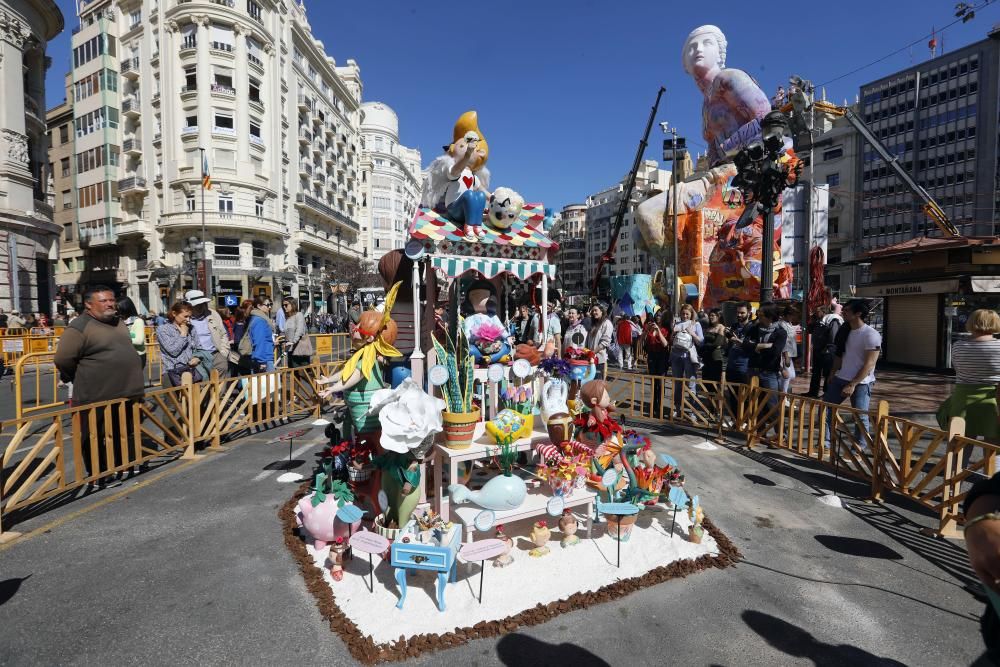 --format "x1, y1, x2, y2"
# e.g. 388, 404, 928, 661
311, 473, 356, 507
432, 324, 475, 413
489, 435, 518, 476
